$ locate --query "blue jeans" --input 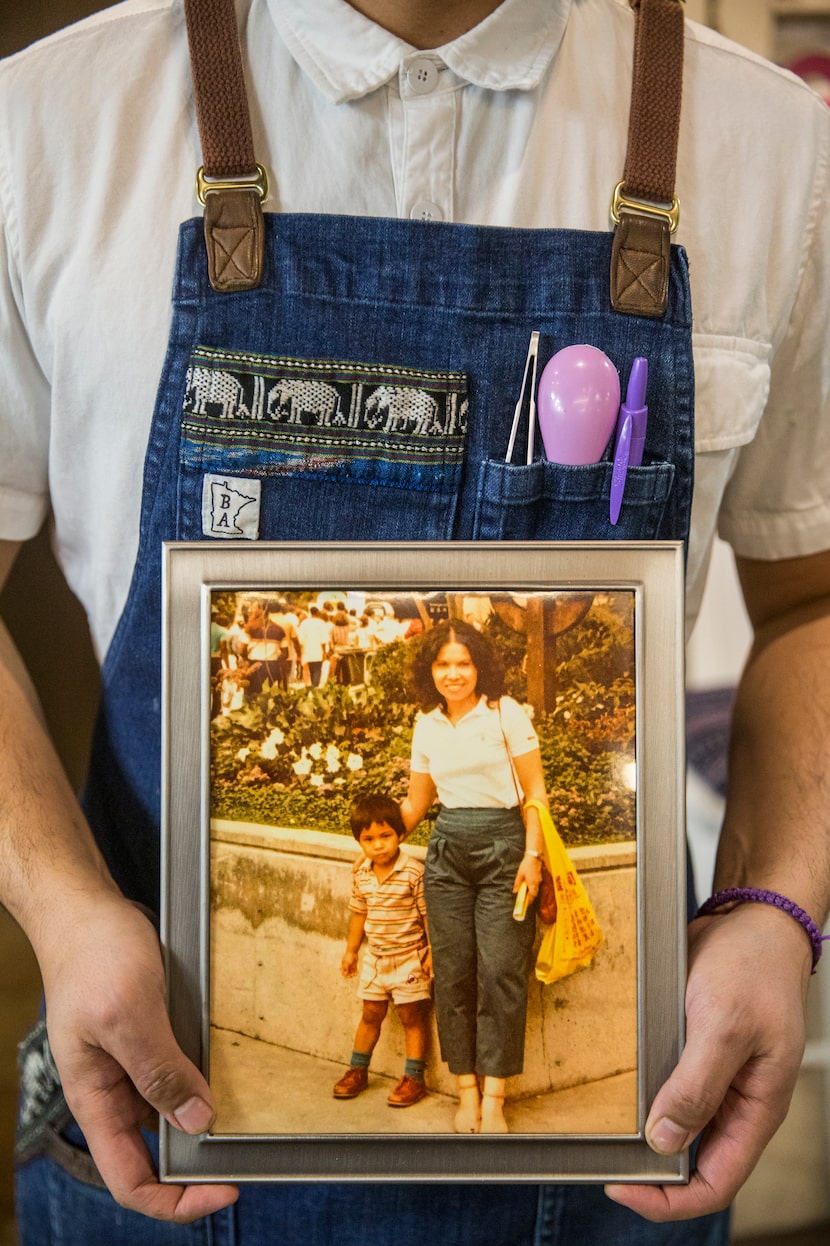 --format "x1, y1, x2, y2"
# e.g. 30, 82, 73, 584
17, 1140, 730, 1246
